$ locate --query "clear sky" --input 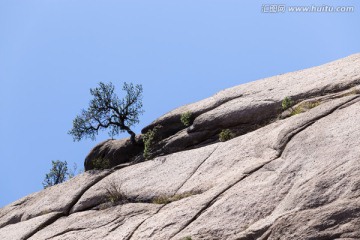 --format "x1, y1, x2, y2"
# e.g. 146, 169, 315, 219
0, 0, 359, 207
